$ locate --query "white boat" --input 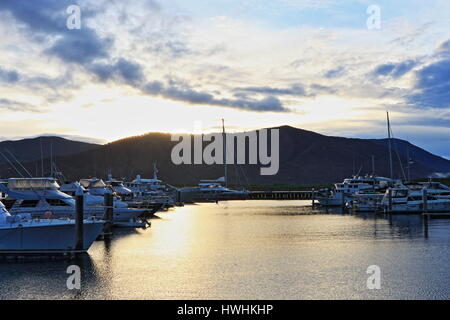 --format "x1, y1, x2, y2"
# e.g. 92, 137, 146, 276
1, 178, 148, 227
179, 178, 249, 203
105, 175, 134, 200
0, 201, 104, 254
381, 185, 450, 214
317, 175, 394, 207
123, 167, 177, 209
